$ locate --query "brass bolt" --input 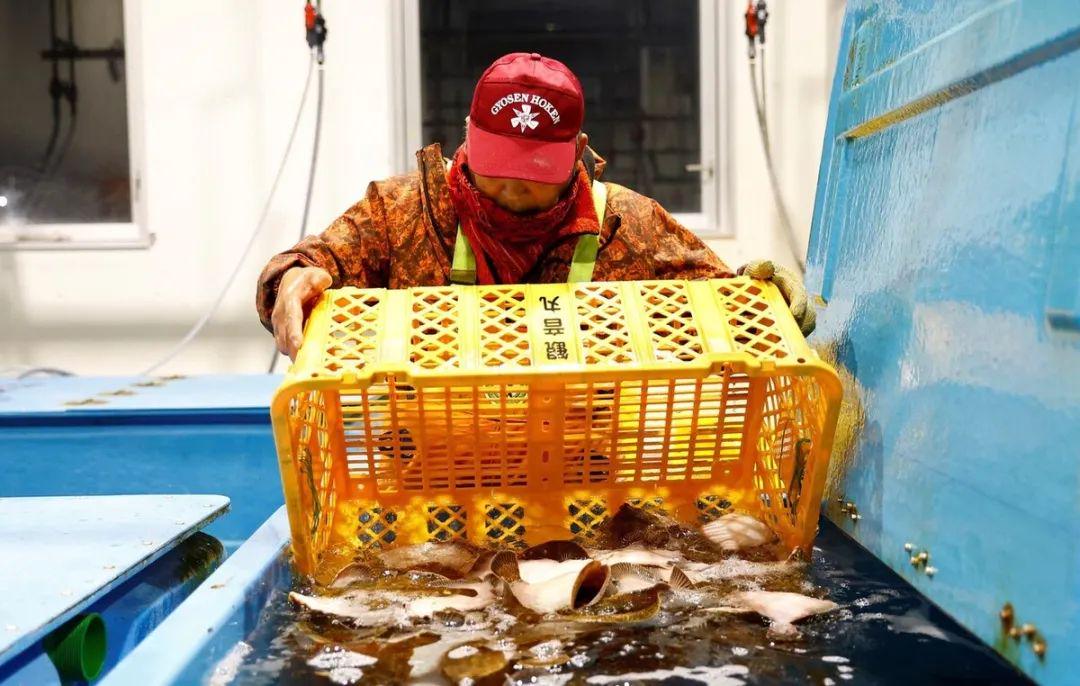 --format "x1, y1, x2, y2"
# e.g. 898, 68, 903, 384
850, 513, 861, 521
916, 551, 929, 564
1009, 627, 1022, 640
1033, 638, 1047, 658
1020, 624, 1036, 638
924, 566, 937, 577
999, 603, 1014, 627
903, 543, 914, 552
910, 556, 920, 566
